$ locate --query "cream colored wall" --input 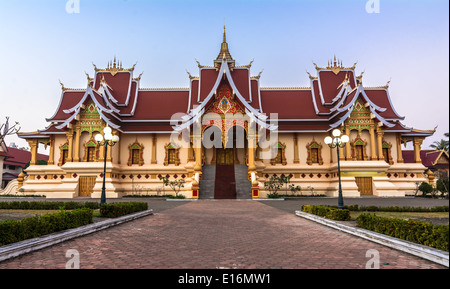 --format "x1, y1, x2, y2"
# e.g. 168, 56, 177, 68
53, 134, 67, 164
118, 134, 153, 165
383, 133, 398, 163
78, 131, 91, 161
